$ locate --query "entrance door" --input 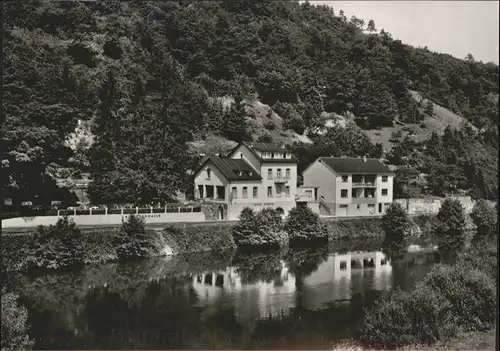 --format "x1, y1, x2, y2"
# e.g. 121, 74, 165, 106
378, 203, 383, 213
219, 206, 224, 220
